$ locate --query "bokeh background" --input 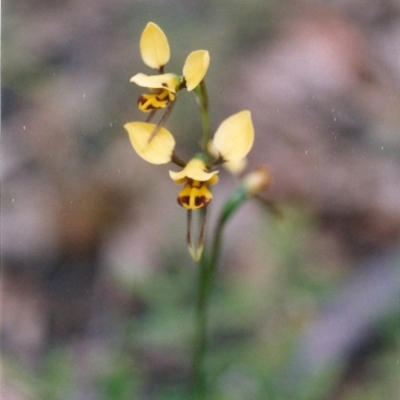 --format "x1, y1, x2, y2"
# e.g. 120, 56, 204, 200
2, 0, 400, 399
